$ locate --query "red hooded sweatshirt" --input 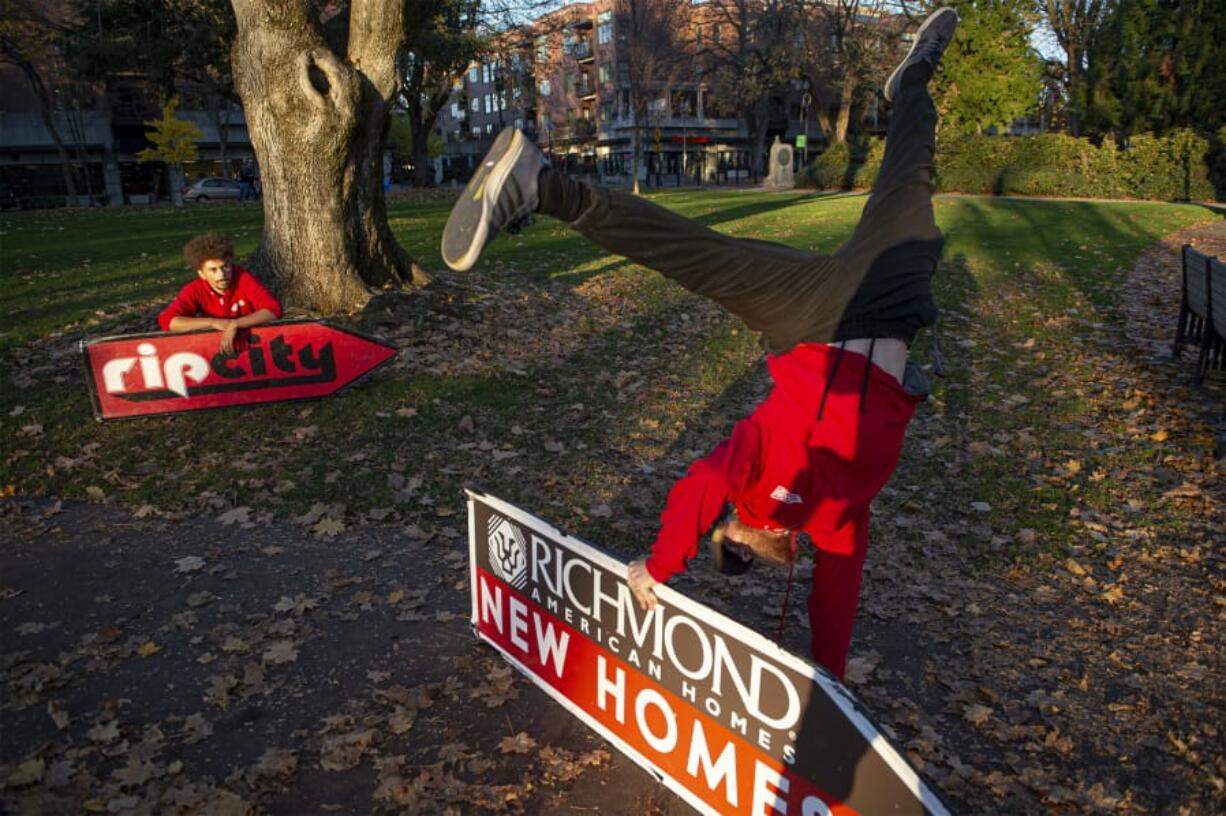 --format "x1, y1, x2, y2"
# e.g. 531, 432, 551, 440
644, 342, 925, 583
157, 265, 281, 331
